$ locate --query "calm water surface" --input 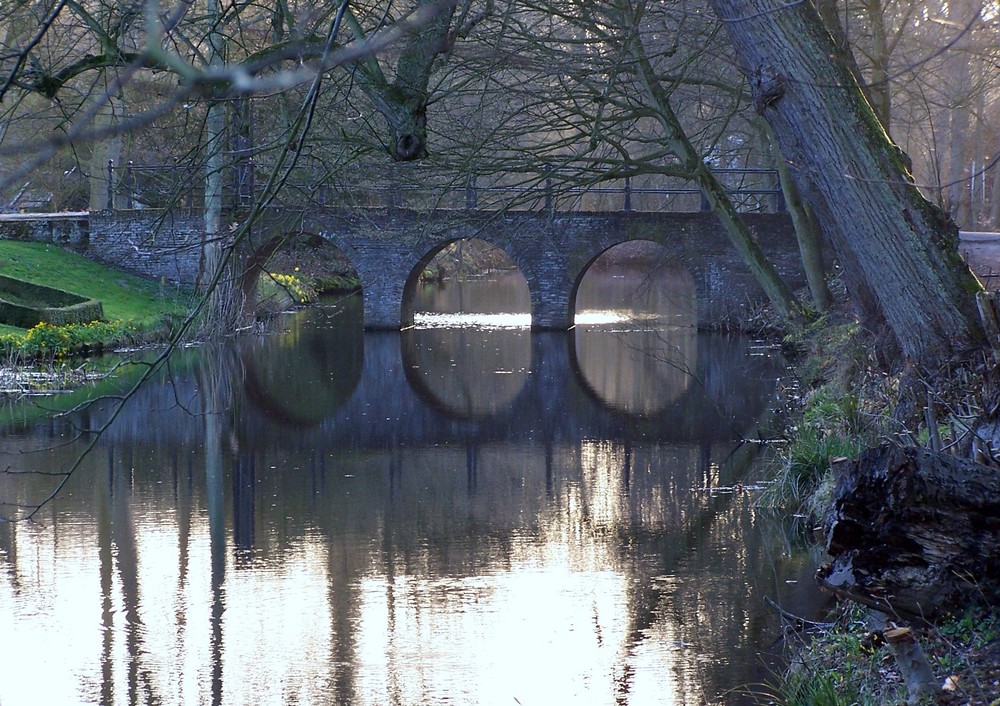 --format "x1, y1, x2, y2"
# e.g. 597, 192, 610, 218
0, 268, 822, 706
